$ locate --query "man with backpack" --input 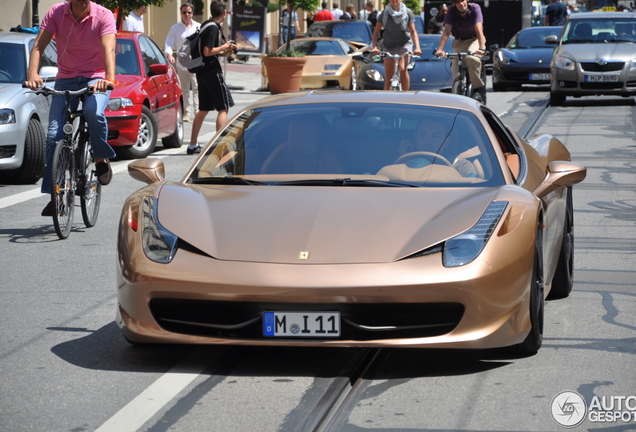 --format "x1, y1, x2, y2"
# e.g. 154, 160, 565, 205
187, 0, 237, 155
165, 2, 200, 122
